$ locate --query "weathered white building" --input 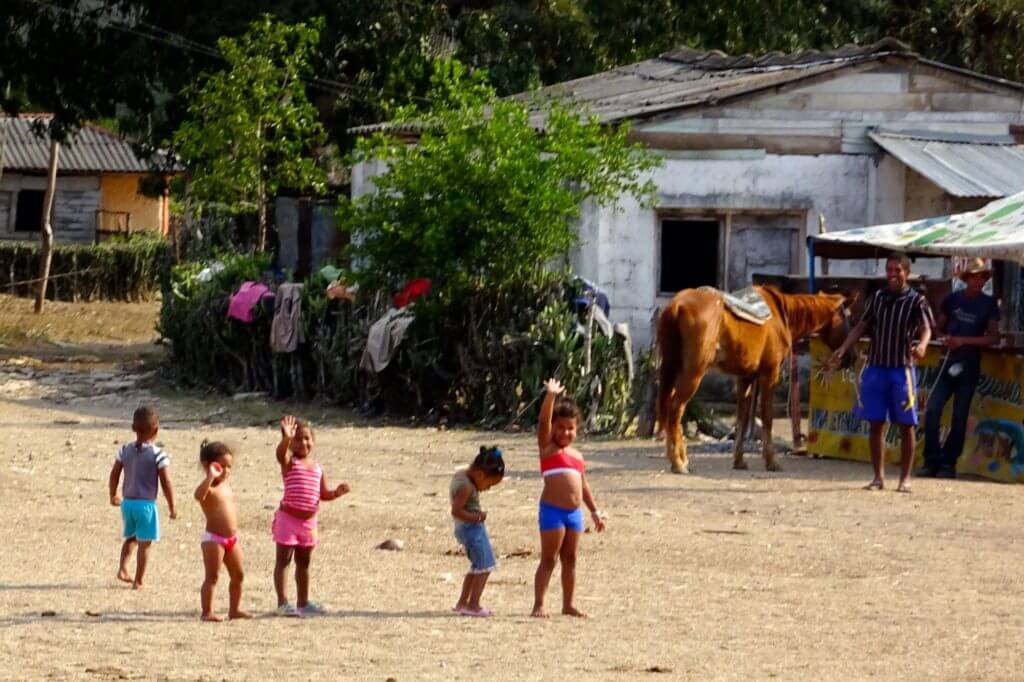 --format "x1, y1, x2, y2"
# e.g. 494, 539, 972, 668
0, 115, 173, 244
352, 40, 1024, 348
